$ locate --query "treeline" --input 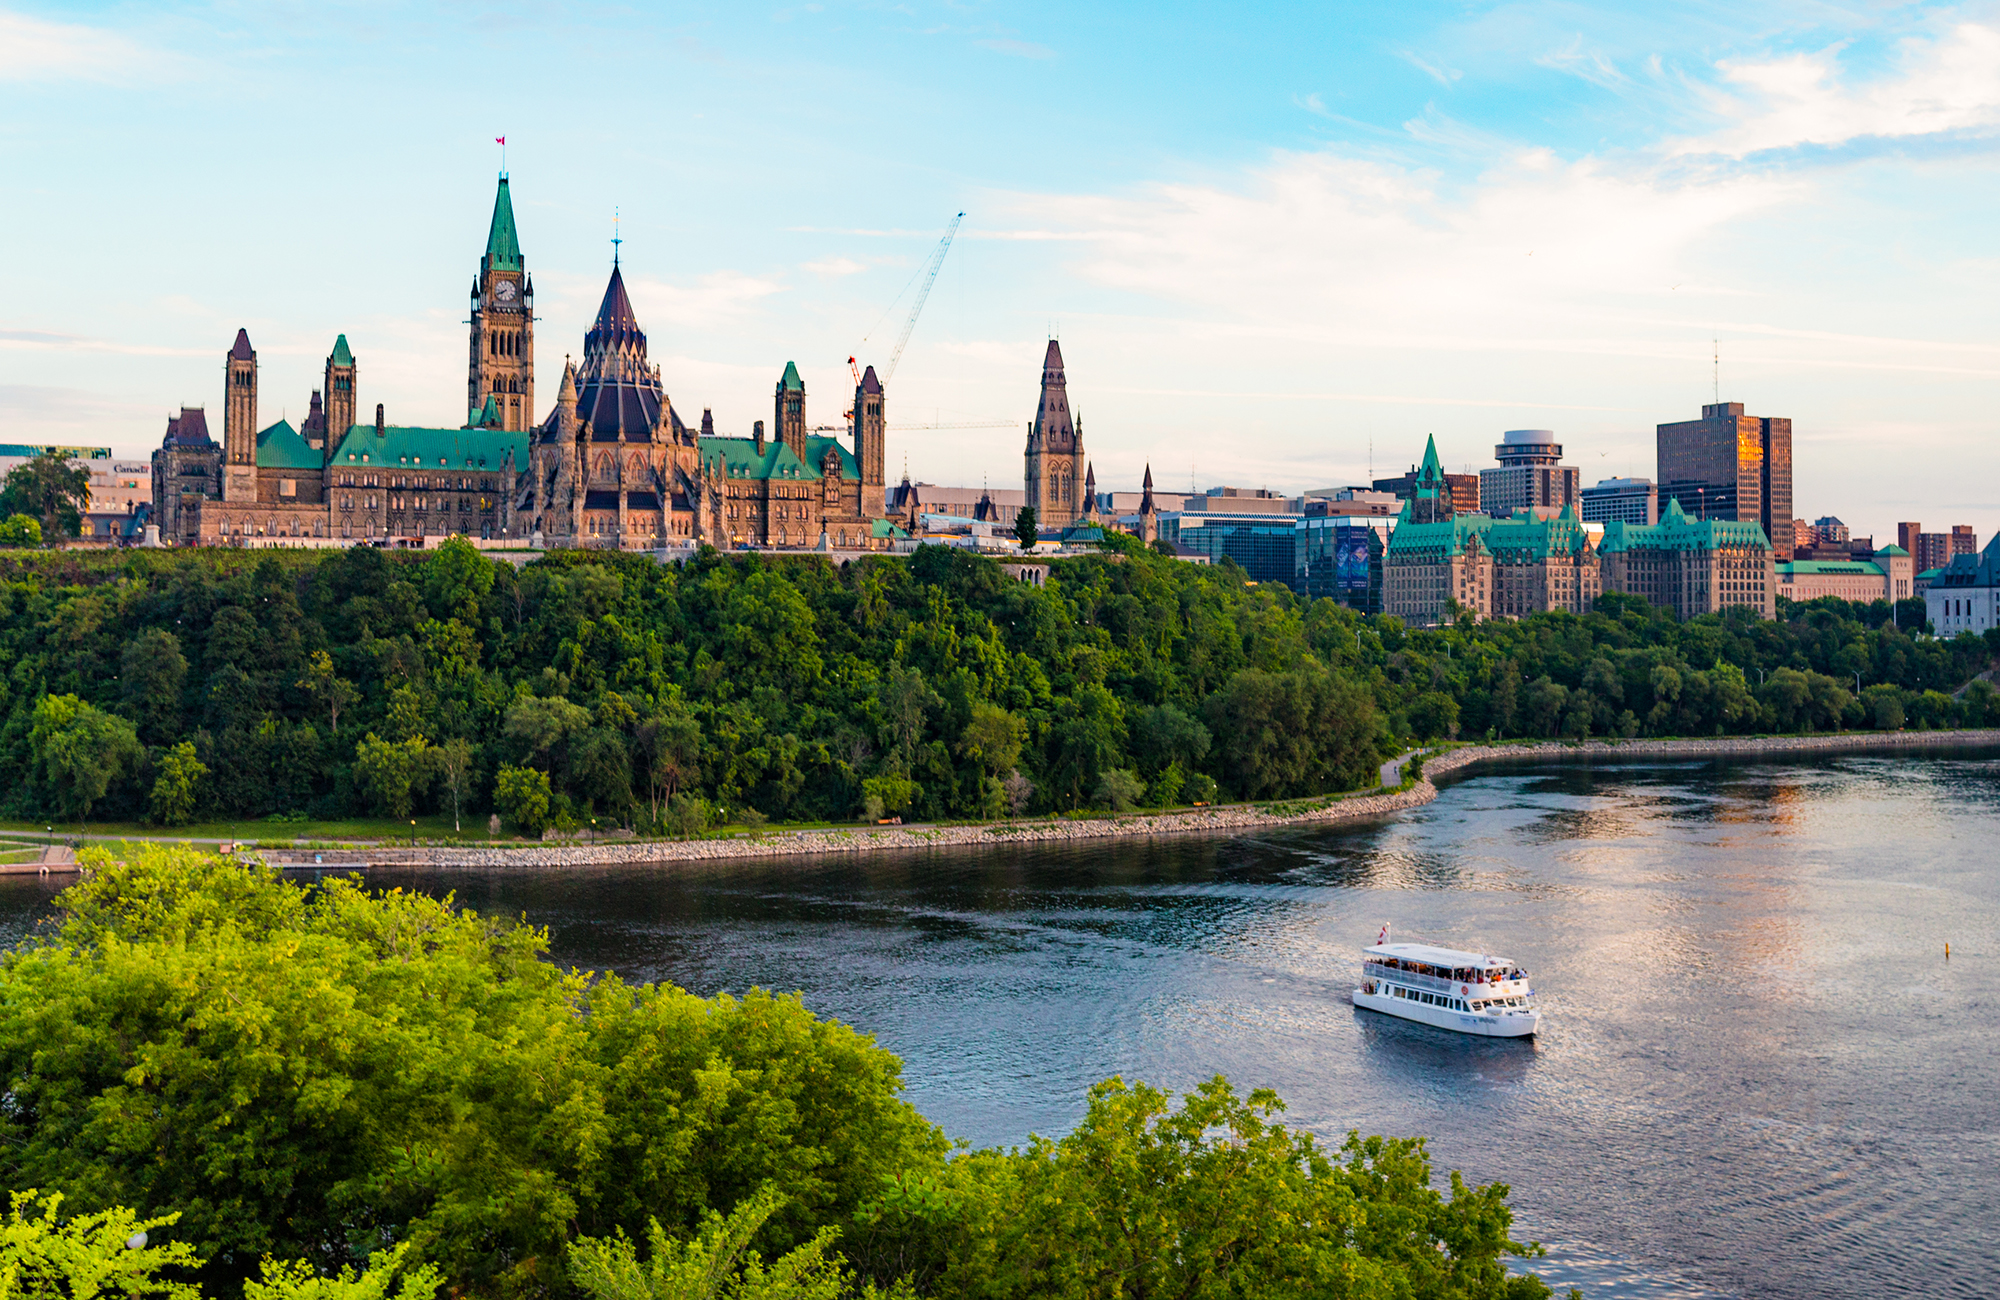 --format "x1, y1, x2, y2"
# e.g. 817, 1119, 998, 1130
0, 848, 1566, 1300
0, 540, 1994, 832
